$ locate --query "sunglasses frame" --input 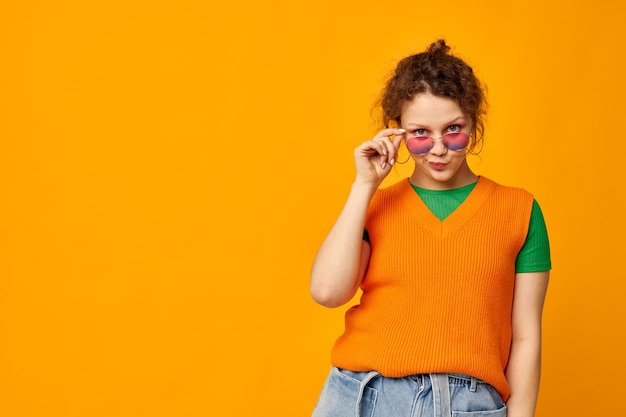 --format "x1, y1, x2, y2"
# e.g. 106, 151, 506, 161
405, 132, 472, 155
